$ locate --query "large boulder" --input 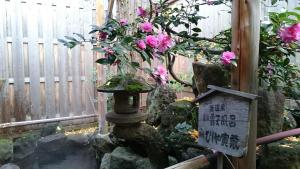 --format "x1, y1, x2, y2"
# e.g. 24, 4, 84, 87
257, 88, 285, 138
13, 132, 40, 161
91, 133, 115, 154
283, 110, 297, 130
192, 62, 229, 94
0, 163, 20, 169
146, 86, 177, 126
113, 123, 169, 169
0, 139, 13, 165
258, 137, 300, 169
285, 99, 300, 127
36, 133, 67, 164
100, 147, 154, 169
159, 100, 194, 137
